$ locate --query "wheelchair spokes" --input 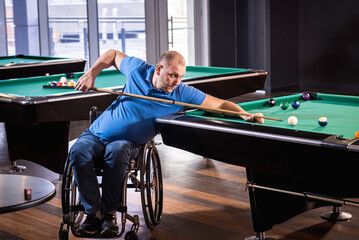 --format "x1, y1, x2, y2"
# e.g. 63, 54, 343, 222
140, 144, 163, 230
59, 138, 163, 239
